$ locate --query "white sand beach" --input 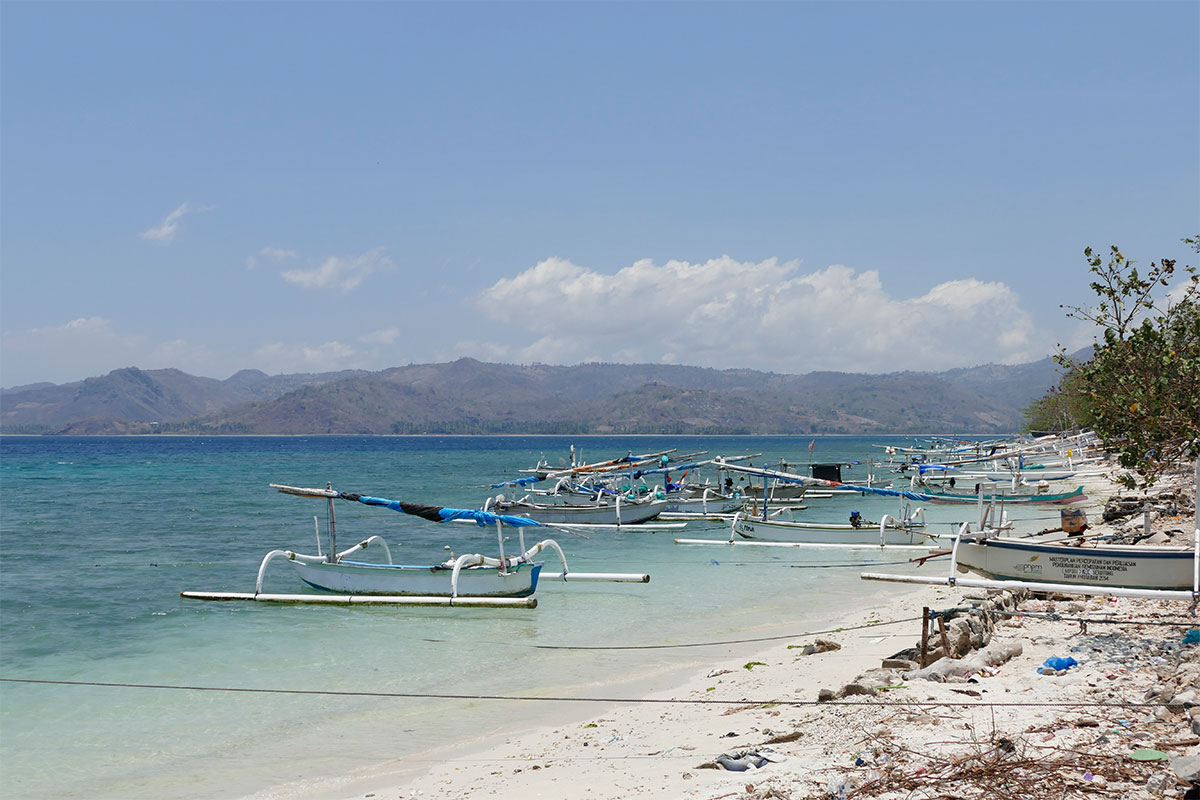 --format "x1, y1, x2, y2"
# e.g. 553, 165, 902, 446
266, 464, 1200, 800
